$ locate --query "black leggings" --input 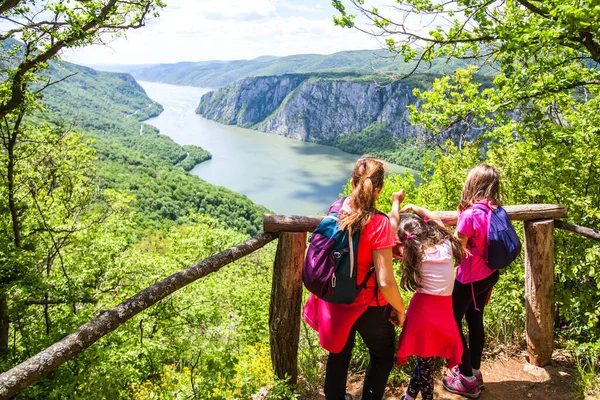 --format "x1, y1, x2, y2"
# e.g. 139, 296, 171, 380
324, 306, 395, 400
452, 271, 499, 377
406, 356, 434, 400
